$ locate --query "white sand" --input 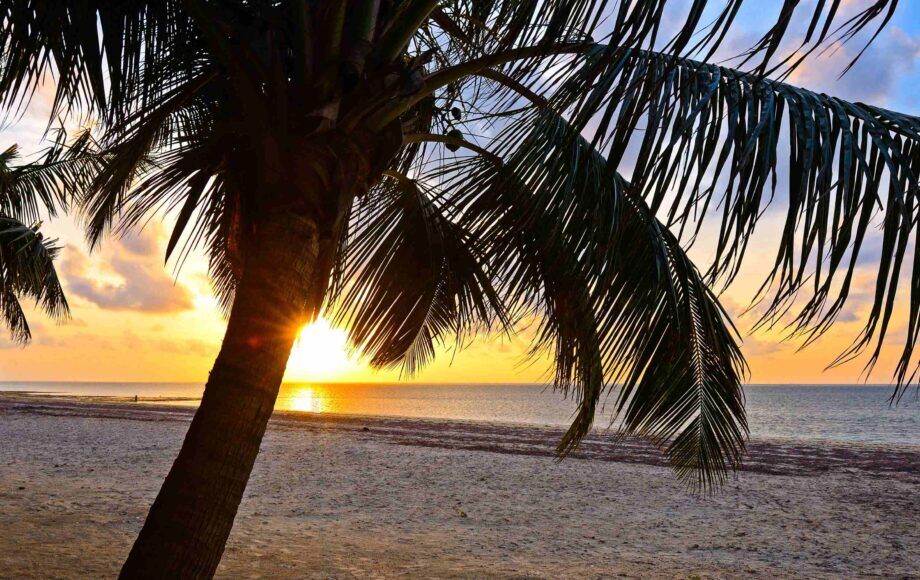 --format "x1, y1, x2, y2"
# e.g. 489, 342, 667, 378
1, 396, 917, 578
